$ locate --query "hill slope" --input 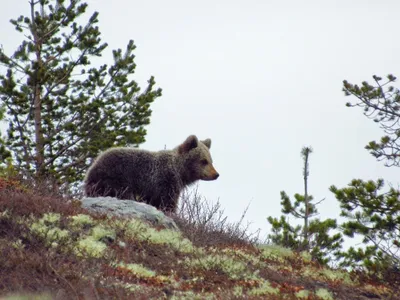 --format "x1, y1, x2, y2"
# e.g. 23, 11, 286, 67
0, 184, 398, 299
